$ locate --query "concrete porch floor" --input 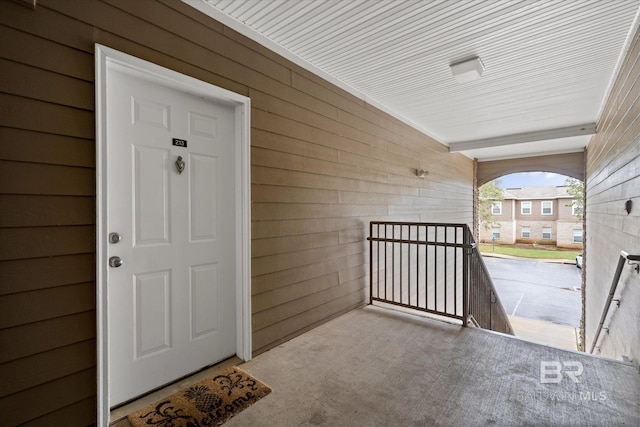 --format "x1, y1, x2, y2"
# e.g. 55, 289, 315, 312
116, 305, 639, 426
